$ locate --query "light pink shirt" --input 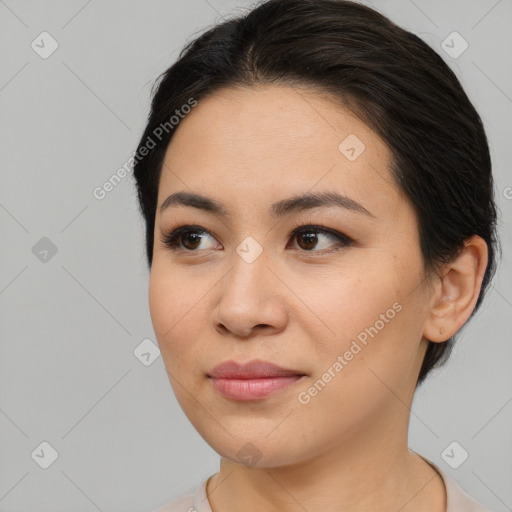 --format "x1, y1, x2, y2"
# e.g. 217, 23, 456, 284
152, 455, 494, 512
